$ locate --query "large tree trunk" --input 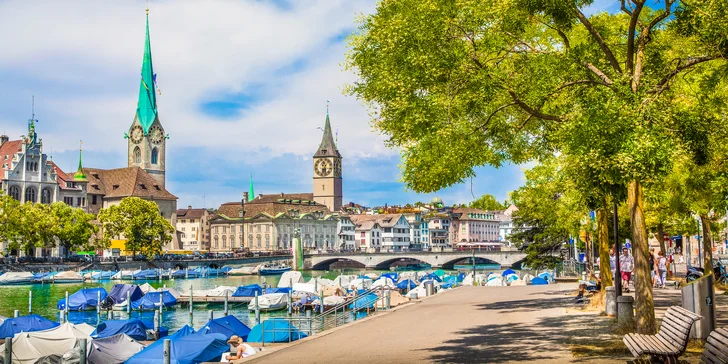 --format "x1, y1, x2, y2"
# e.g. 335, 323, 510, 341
700, 214, 713, 273
597, 207, 613, 289
628, 180, 656, 334
657, 222, 666, 255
